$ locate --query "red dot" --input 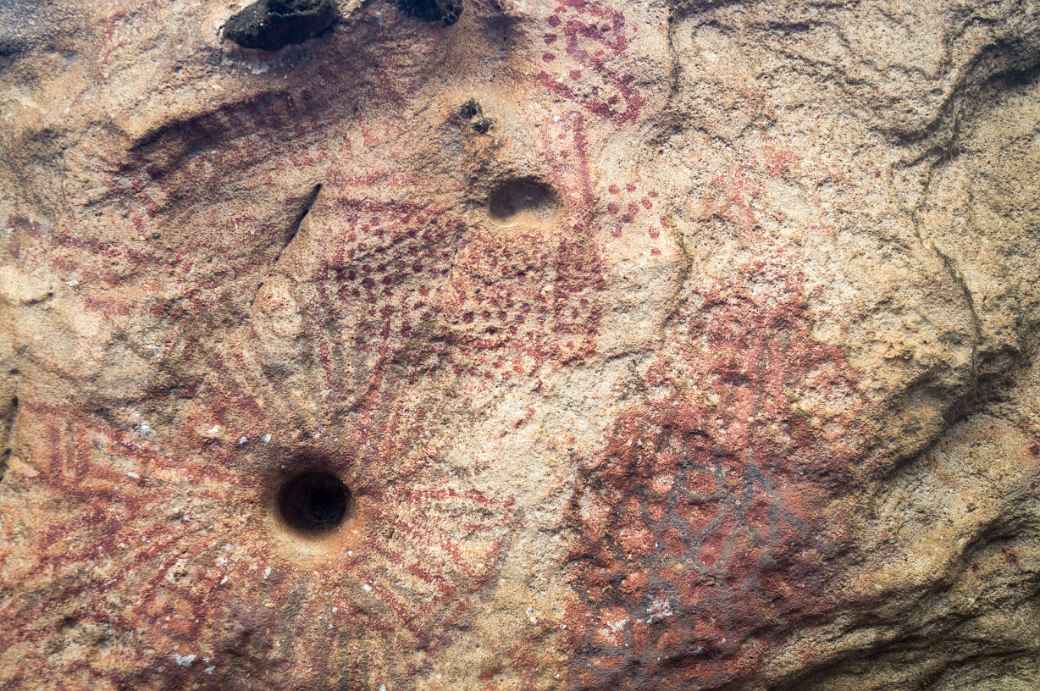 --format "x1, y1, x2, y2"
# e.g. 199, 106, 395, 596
569, 70, 582, 80
544, 34, 557, 44
608, 184, 620, 194
548, 15, 561, 27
